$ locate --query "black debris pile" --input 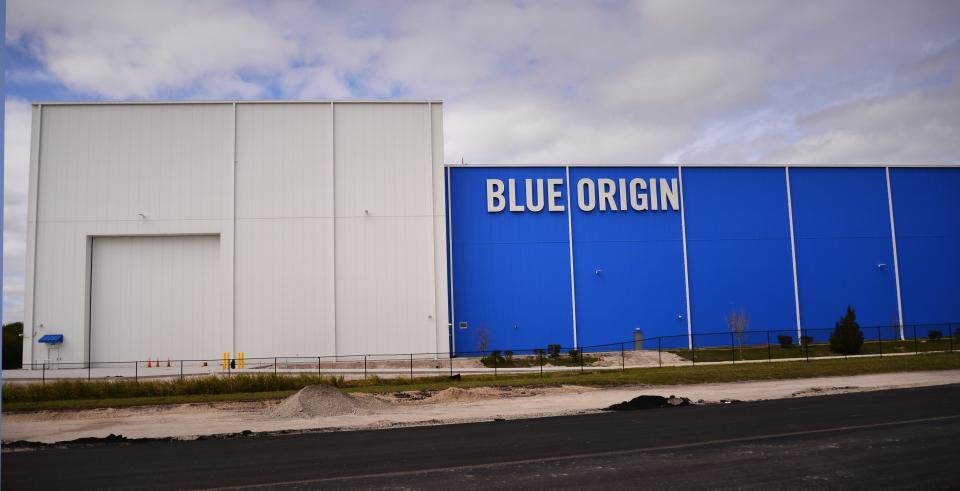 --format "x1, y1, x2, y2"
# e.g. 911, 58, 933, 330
605, 395, 692, 411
